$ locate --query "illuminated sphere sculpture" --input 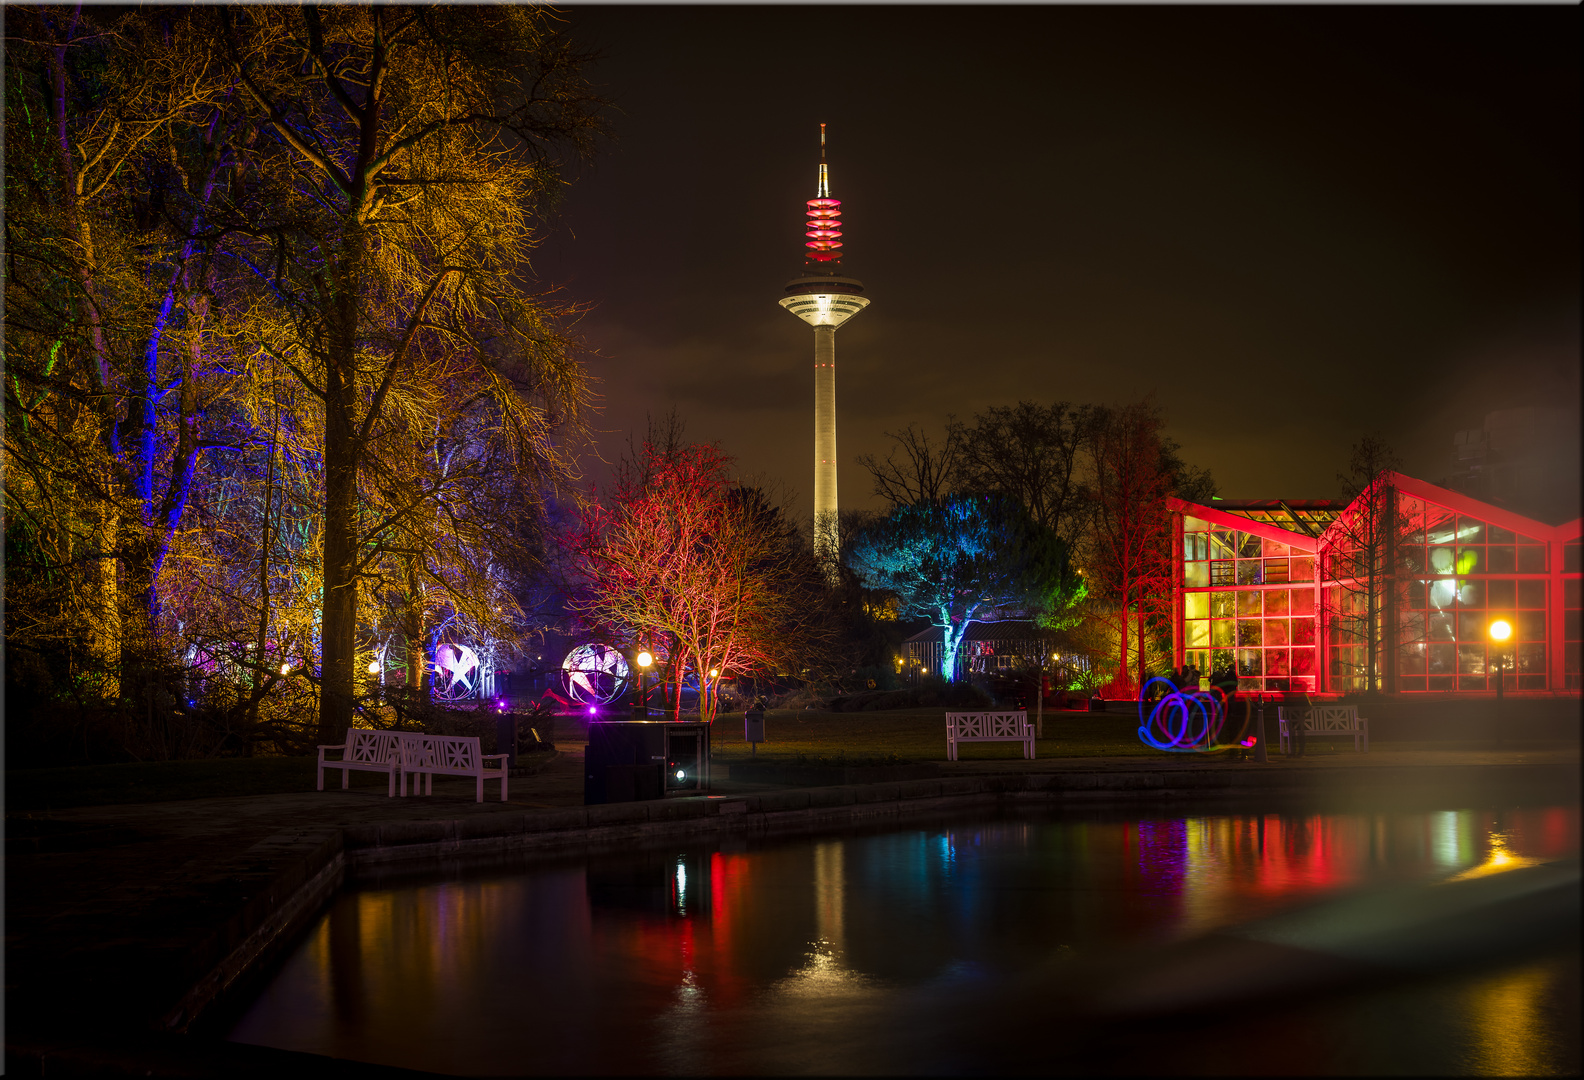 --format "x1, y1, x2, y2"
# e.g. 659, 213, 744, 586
779, 123, 869, 565
562, 643, 631, 706
433, 642, 481, 702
